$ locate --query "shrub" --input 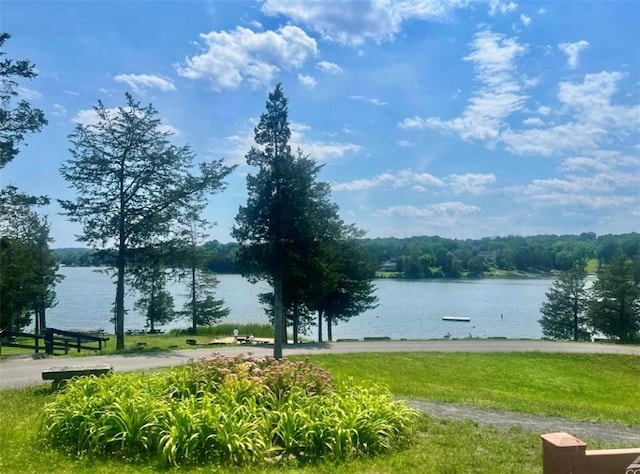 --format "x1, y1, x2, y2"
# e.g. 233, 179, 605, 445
41, 355, 418, 468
